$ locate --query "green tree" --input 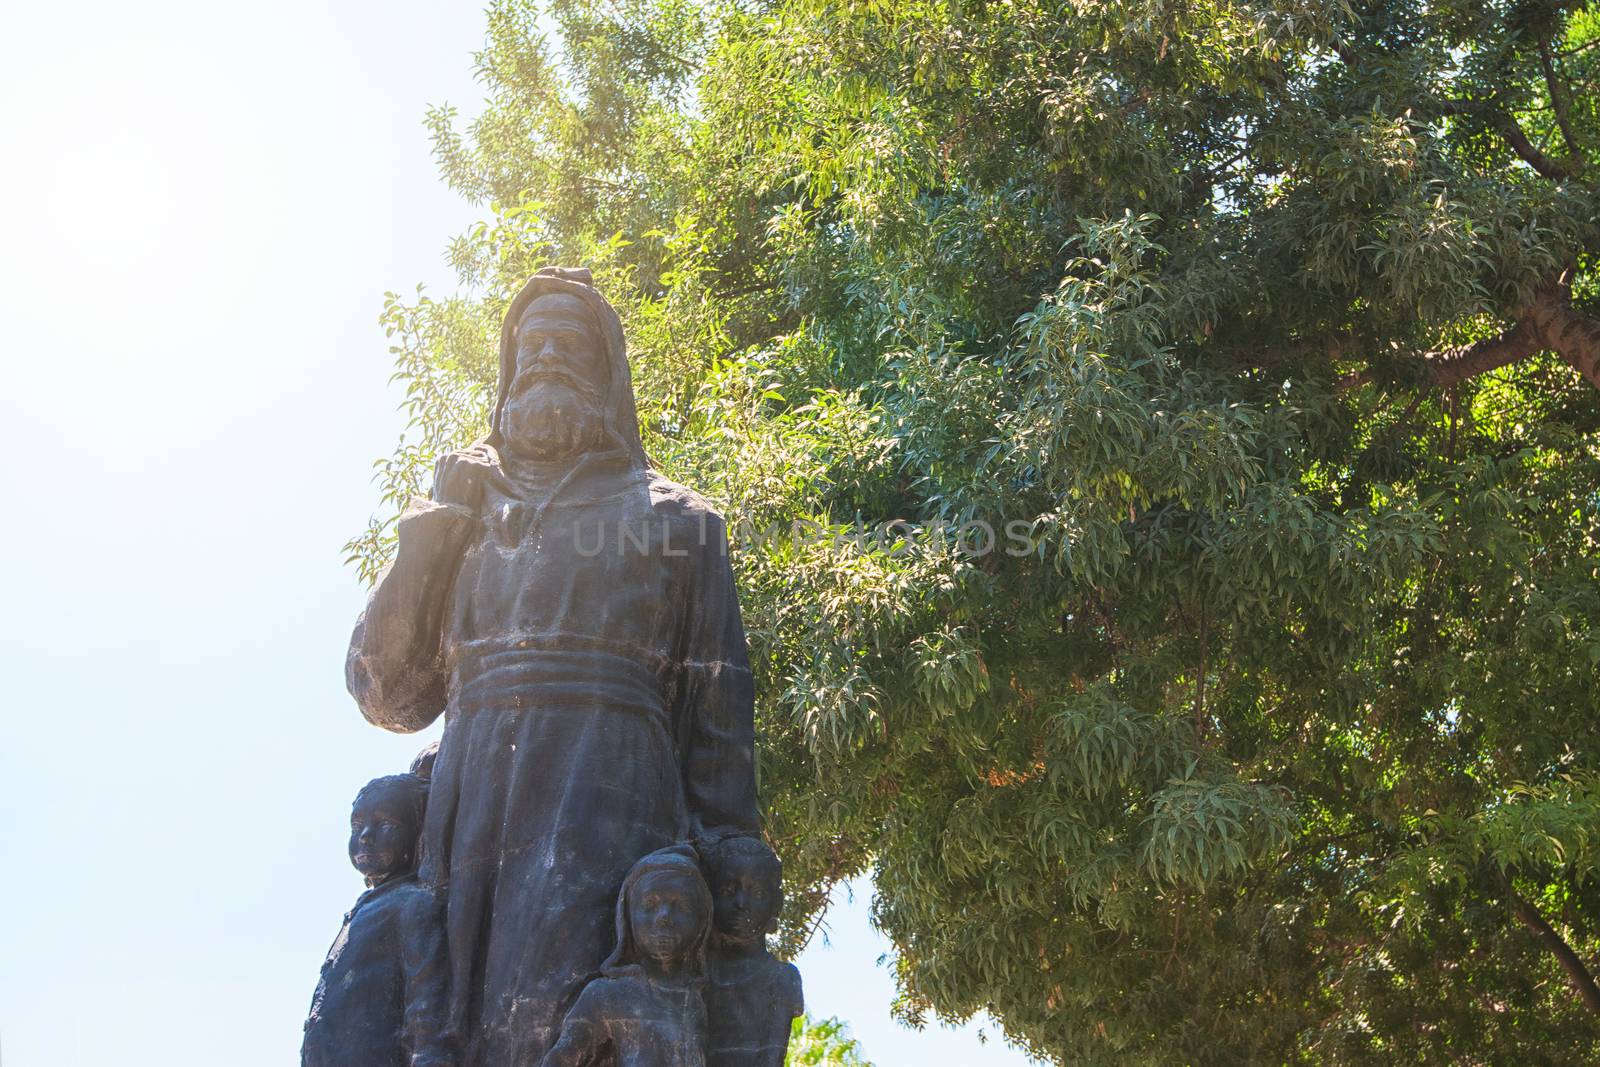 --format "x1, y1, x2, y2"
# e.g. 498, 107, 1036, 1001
785, 1015, 874, 1065
349, 0, 1600, 1061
